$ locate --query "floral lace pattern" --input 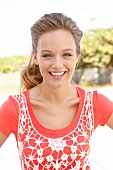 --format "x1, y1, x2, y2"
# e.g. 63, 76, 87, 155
13, 90, 94, 170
